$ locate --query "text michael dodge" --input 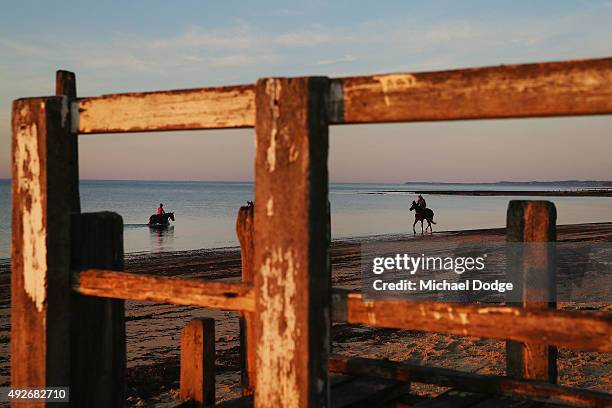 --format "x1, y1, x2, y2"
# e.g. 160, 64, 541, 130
370, 253, 514, 294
